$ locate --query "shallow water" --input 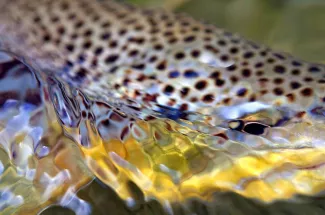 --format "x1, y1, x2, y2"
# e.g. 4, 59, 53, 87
0, 0, 325, 215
